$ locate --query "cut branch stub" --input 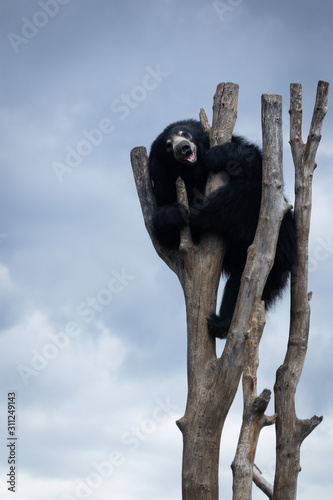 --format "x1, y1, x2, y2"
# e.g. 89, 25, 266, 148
200, 82, 239, 197
130, 146, 185, 279
210, 82, 239, 146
